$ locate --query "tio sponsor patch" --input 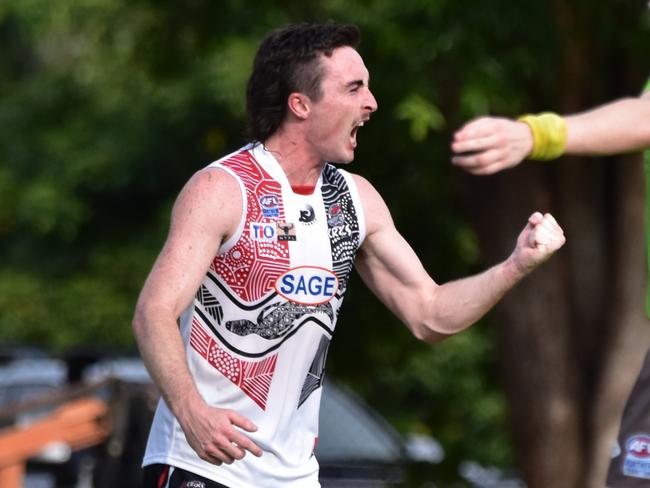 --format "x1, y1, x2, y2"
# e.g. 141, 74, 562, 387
275, 266, 338, 305
250, 222, 277, 241
249, 221, 297, 242
623, 434, 650, 479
